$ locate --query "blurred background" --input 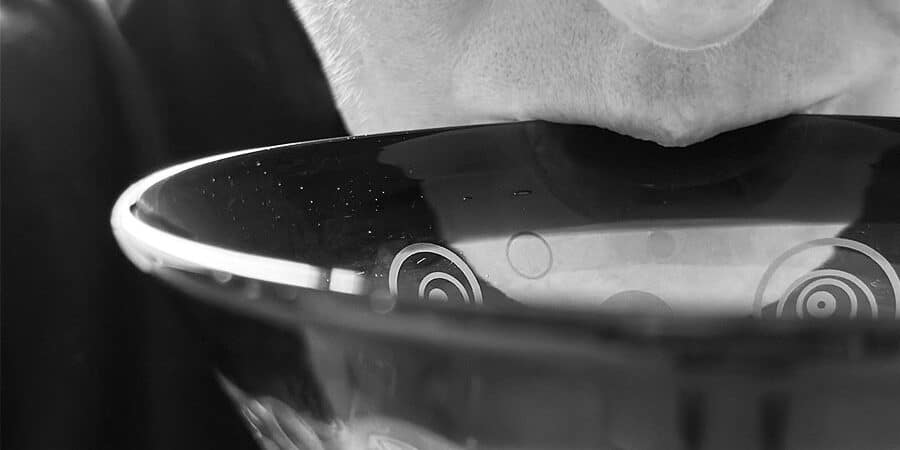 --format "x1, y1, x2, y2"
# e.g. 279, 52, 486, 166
1, 0, 346, 447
